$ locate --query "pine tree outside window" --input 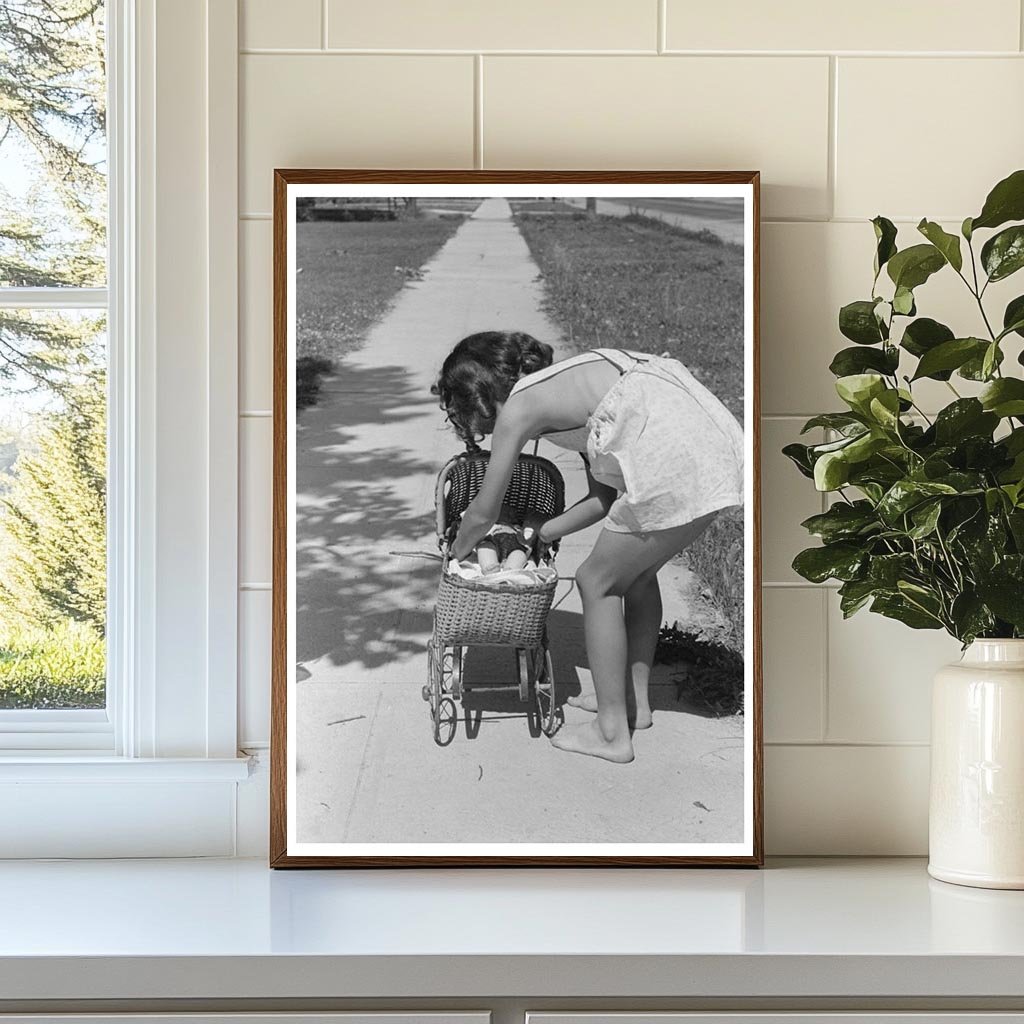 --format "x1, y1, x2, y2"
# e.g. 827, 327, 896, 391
0, 1, 110, 736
